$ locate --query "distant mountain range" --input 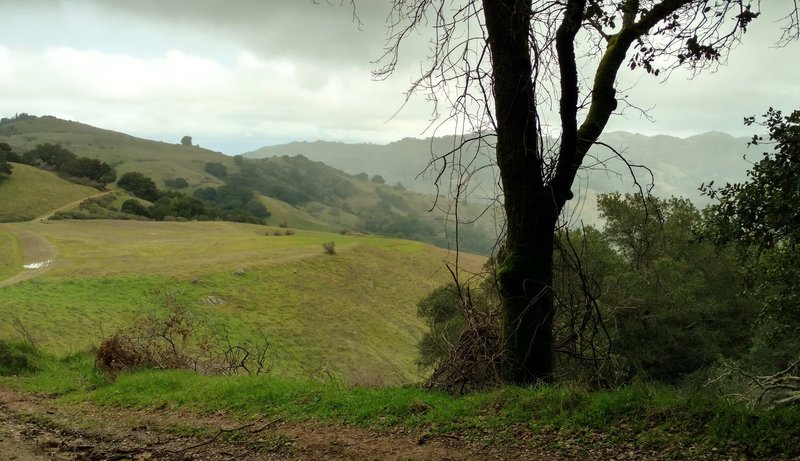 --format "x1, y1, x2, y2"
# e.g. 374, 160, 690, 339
245, 131, 757, 223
